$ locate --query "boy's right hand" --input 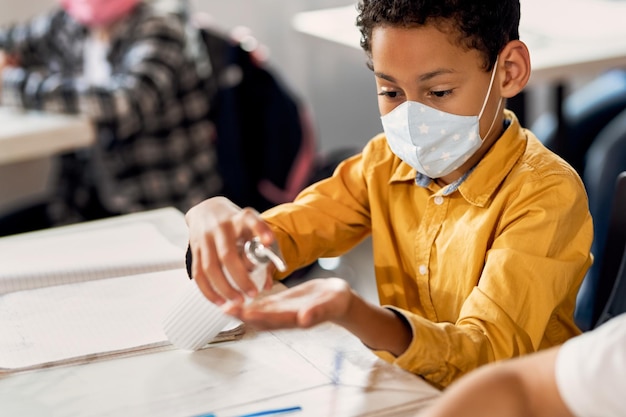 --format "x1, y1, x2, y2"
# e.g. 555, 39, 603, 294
185, 197, 276, 306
